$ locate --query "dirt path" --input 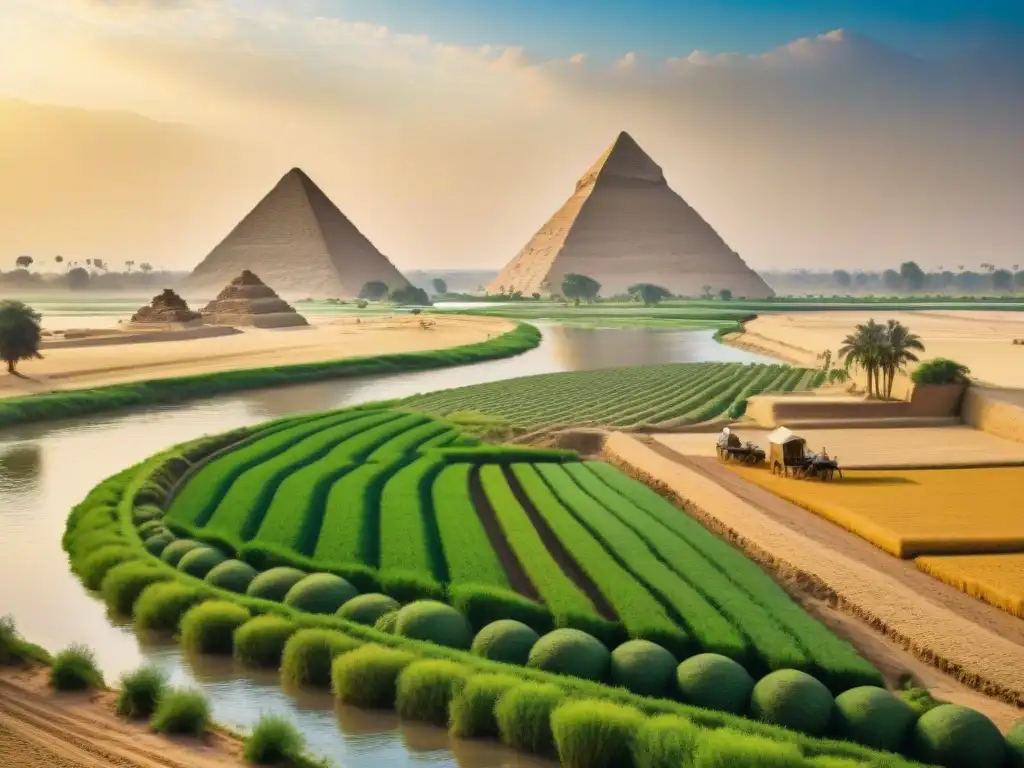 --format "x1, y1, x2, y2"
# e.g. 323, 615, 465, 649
0, 668, 243, 768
